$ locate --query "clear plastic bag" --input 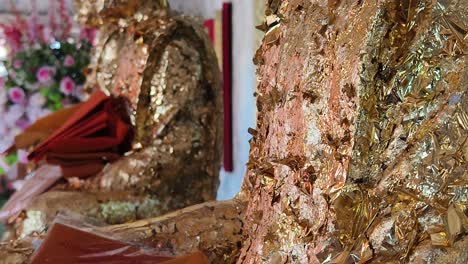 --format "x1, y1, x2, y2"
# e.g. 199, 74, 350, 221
0, 165, 62, 221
